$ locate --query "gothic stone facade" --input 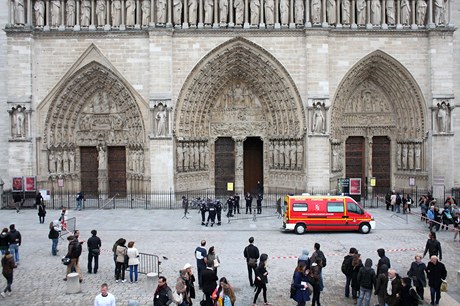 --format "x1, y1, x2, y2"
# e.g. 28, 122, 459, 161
0, 0, 458, 197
